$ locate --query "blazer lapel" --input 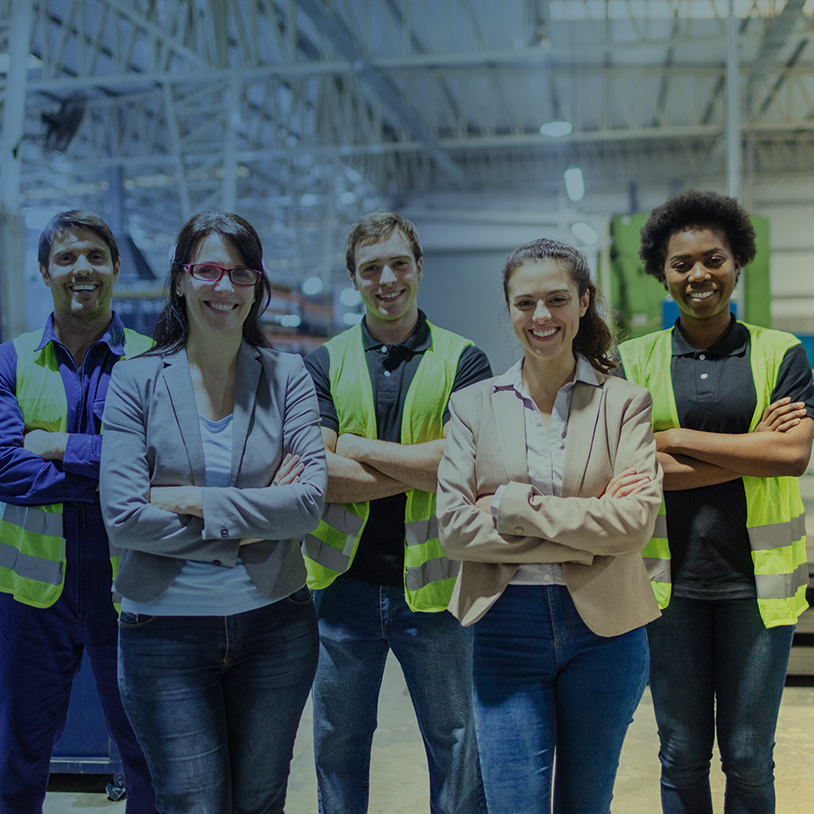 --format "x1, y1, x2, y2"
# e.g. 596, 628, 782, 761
162, 350, 206, 486
562, 379, 605, 497
491, 385, 529, 484
231, 342, 262, 482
